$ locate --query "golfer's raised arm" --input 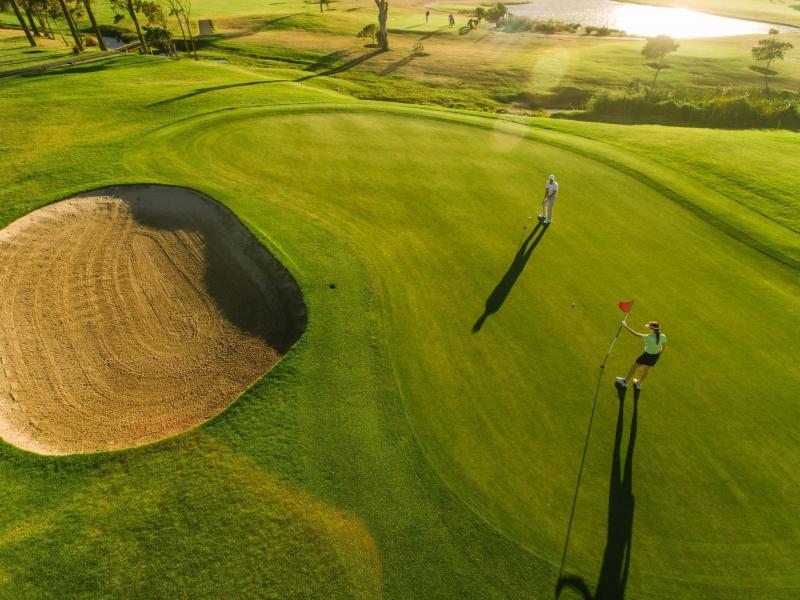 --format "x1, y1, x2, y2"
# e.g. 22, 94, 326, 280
622, 322, 645, 337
